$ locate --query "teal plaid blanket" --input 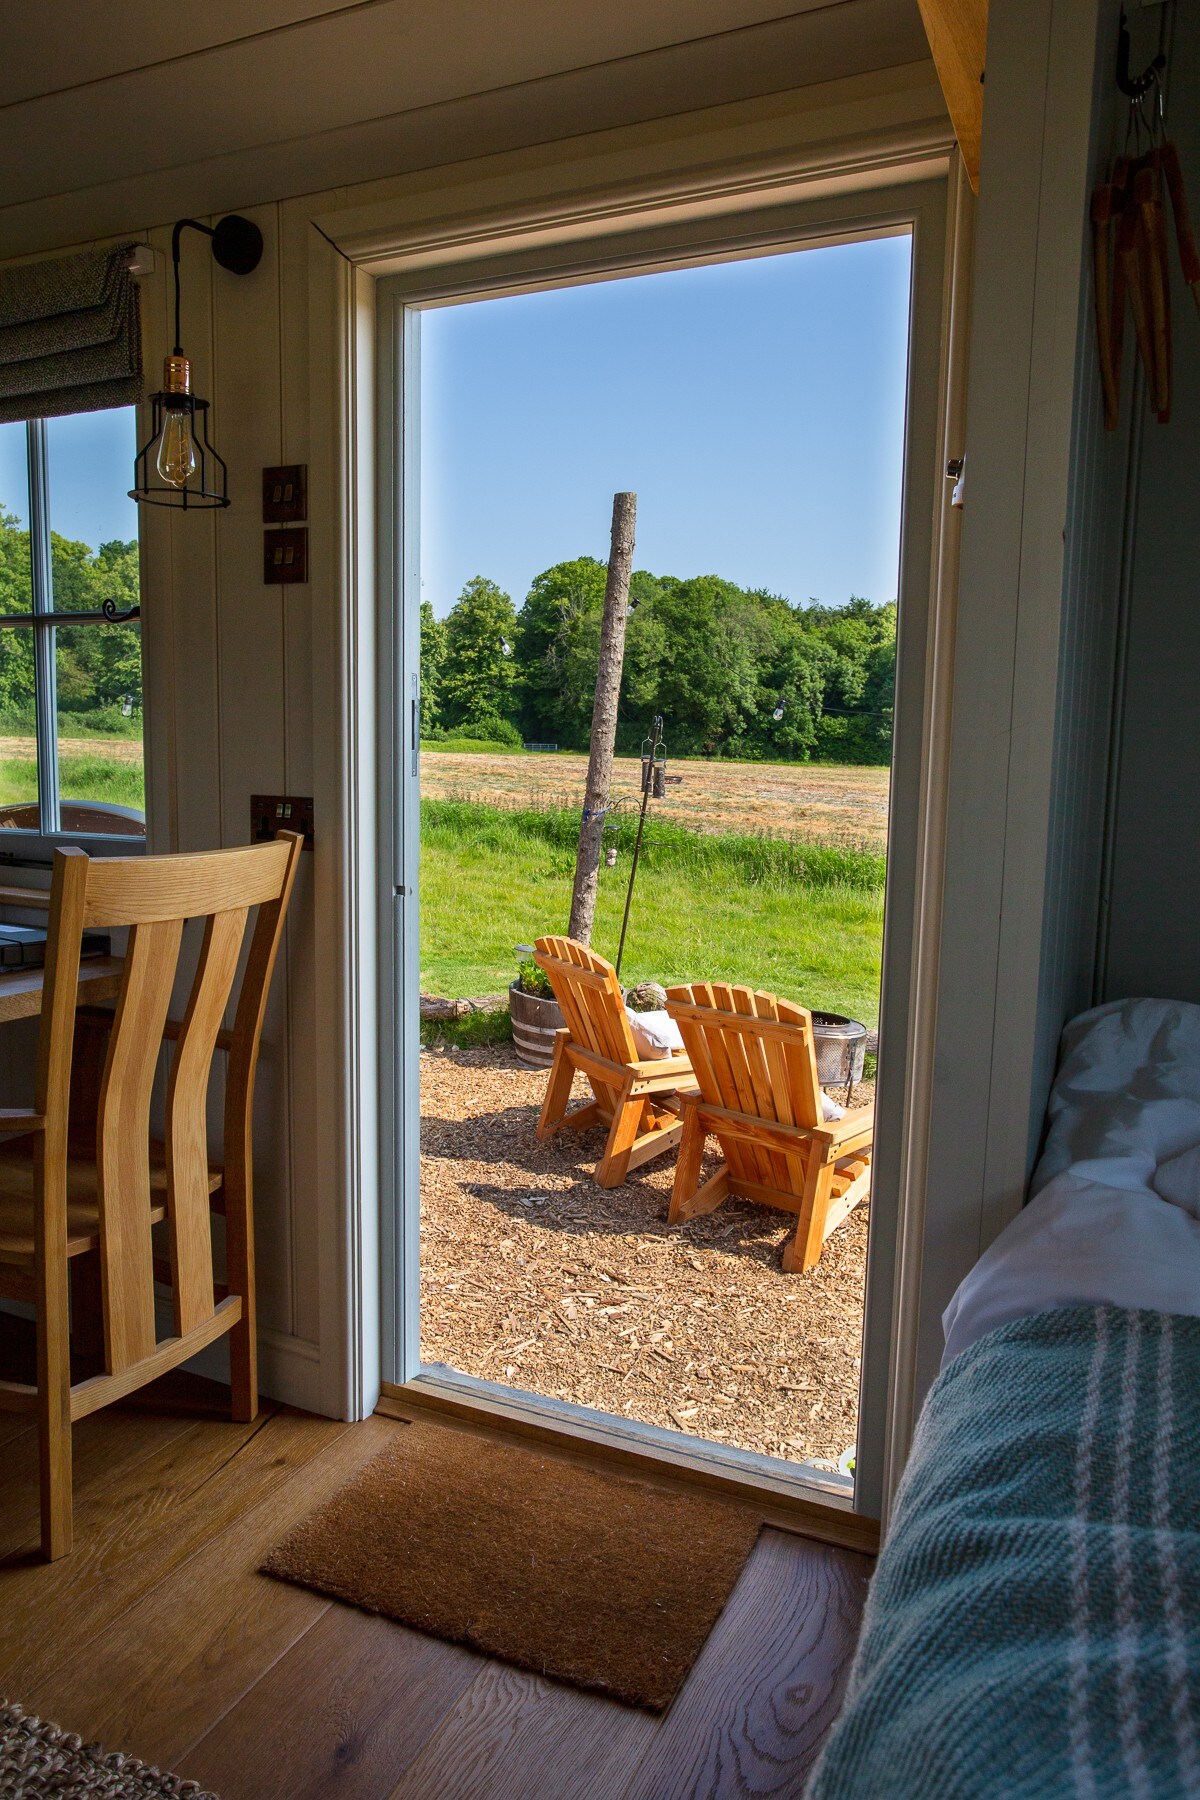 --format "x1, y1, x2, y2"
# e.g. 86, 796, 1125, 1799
808, 1307, 1200, 1799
